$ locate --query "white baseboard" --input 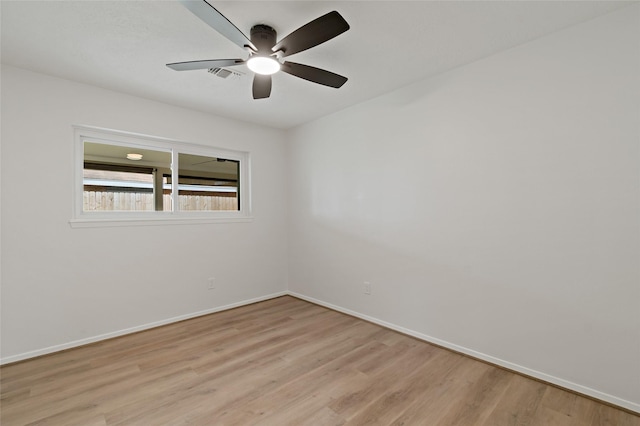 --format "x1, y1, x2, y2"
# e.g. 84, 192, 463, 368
0, 291, 287, 365
287, 291, 640, 414
2, 290, 637, 414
